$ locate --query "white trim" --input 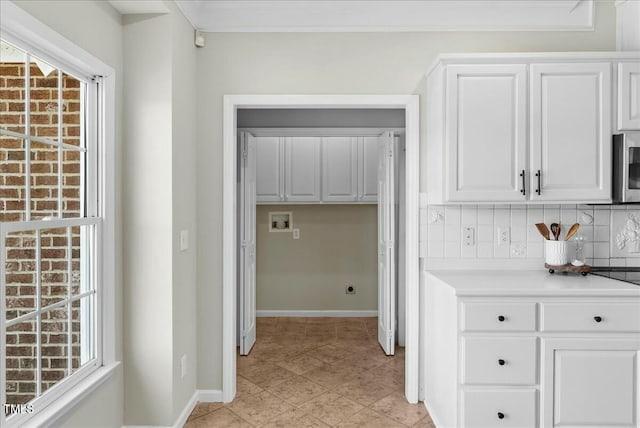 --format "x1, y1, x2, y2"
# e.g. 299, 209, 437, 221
107, 0, 169, 15
257, 310, 378, 317
424, 400, 445, 428
197, 389, 224, 402
223, 94, 420, 405
172, 390, 199, 428
240, 128, 406, 137
176, 0, 594, 33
